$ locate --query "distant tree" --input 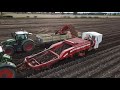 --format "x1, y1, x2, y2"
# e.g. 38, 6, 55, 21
73, 12, 77, 15
46, 12, 50, 14
50, 12, 55, 14
0, 12, 2, 16
60, 12, 64, 14
51, 12, 55, 14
